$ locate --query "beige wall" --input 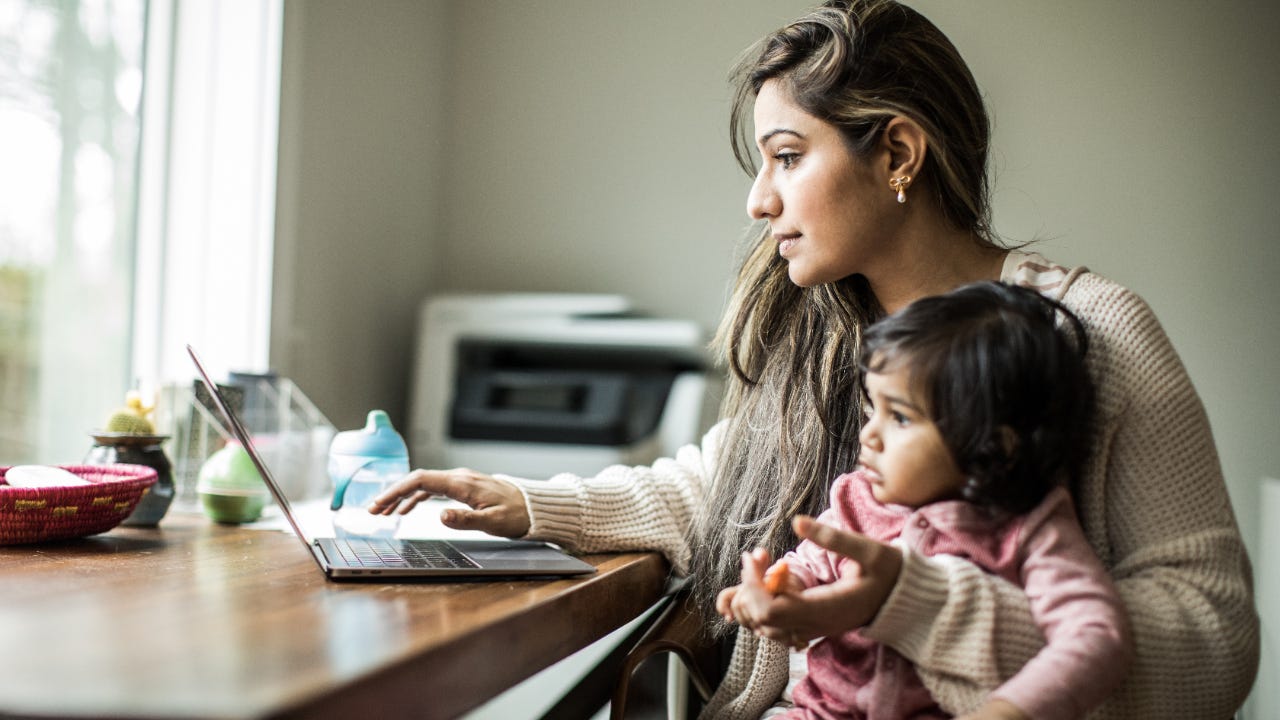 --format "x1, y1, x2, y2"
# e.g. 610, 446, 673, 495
273, 0, 453, 435
274, 2, 1279, 712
